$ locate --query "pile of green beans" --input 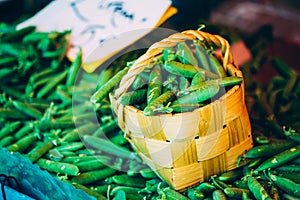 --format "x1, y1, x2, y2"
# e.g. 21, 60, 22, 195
92, 39, 244, 116
1, 21, 300, 200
